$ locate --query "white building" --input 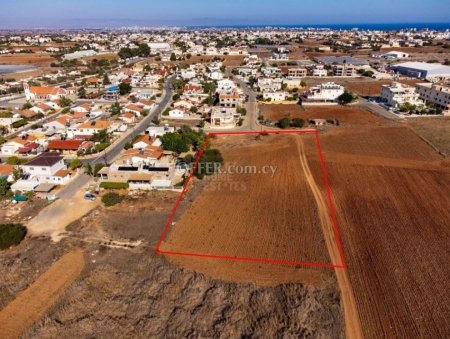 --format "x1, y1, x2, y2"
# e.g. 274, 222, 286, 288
20, 152, 71, 185
210, 107, 237, 128
392, 62, 450, 81
306, 82, 344, 102
380, 82, 423, 108
168, 108, 186, 118
263, 91, 288, 102
415, 83, 450, 111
